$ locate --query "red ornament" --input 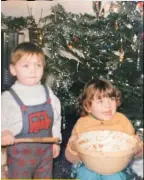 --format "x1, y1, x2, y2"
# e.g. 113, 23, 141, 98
136, 2, 144, 16
137, 2, 143, 8
74, 36, 78, 42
